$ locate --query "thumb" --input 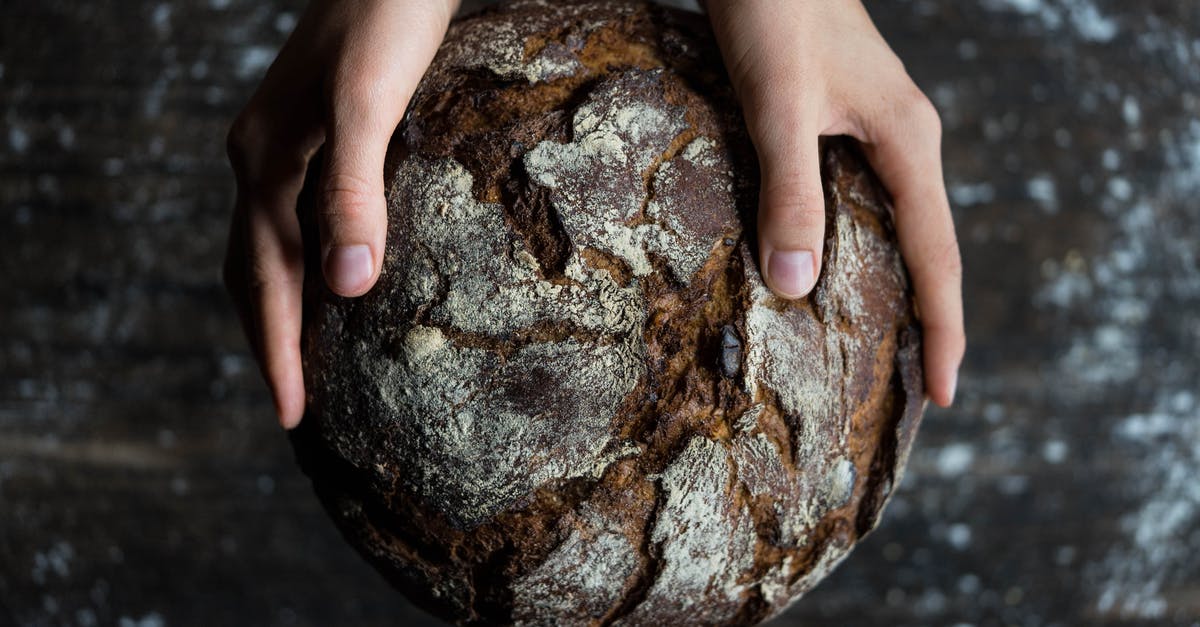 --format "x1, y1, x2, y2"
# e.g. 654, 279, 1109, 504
705, 2, 828, 300
753, 119, 827, 299
318, 93, 399, 297
317, 1, 454, 297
